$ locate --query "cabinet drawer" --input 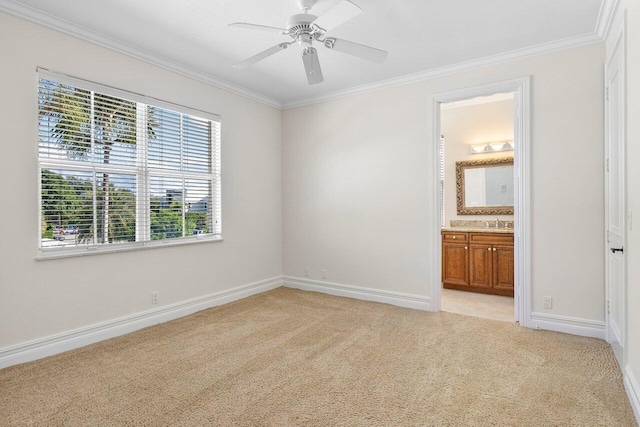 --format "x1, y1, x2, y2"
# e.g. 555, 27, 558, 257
442, 232, 468, 242
469, 233, 513, 245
